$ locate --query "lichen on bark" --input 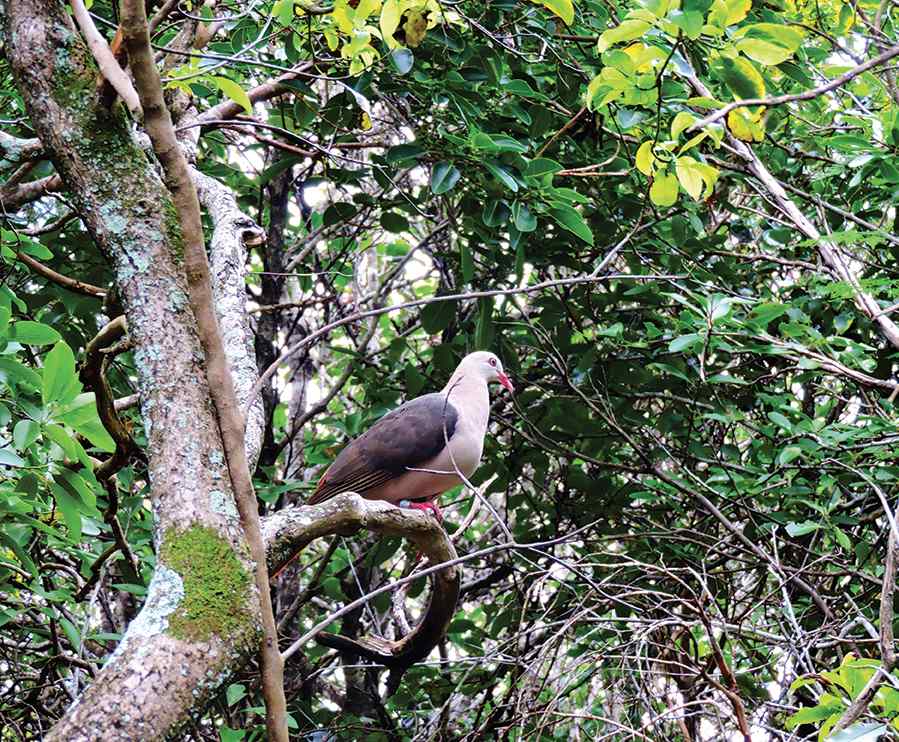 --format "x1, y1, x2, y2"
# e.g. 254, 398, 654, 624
160, 524, 254, 643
